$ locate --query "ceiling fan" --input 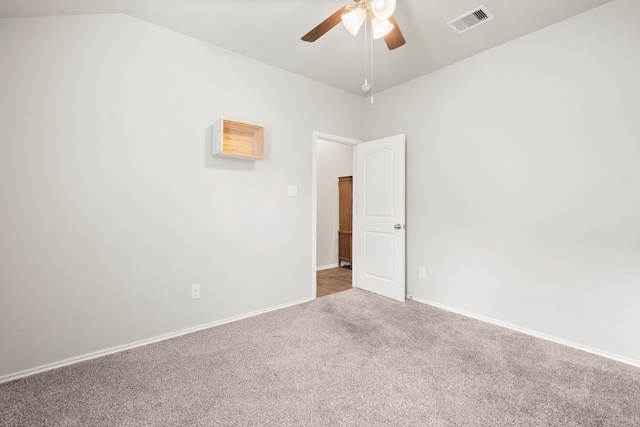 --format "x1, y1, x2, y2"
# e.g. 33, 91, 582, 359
301, 0, 406, 50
